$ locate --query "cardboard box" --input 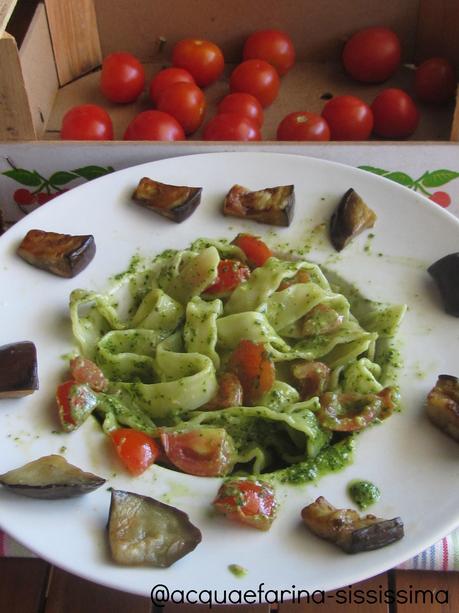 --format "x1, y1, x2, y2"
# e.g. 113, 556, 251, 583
1, 0, 459, 142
